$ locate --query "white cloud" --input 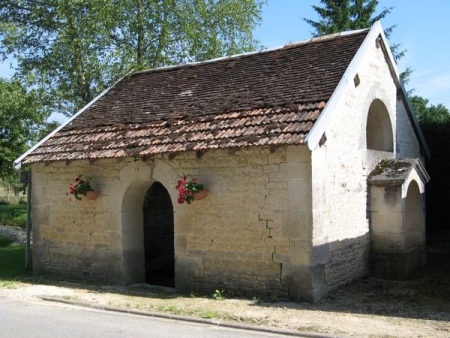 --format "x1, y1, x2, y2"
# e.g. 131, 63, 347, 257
413, 72, 450, 107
